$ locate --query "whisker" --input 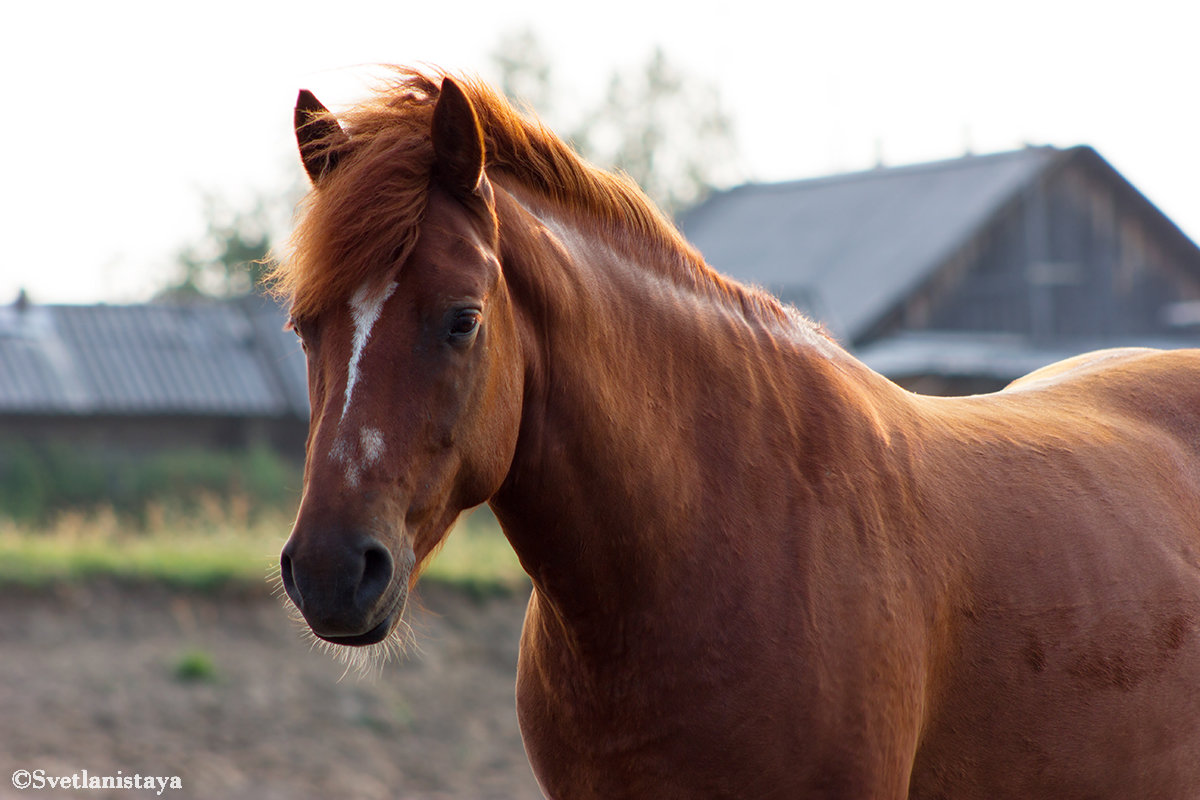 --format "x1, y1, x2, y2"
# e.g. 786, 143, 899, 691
273, 583, 415, 679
